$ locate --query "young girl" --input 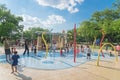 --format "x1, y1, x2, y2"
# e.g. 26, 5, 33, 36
11, 51, 20, 73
